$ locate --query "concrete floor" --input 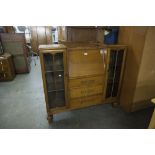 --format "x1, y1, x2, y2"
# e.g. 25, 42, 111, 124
0, 58, 154, 129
